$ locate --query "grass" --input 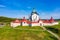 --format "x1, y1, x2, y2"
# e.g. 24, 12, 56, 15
44, 22, 60, 37
0, 21, 60, 40
0, 25, 58, 40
